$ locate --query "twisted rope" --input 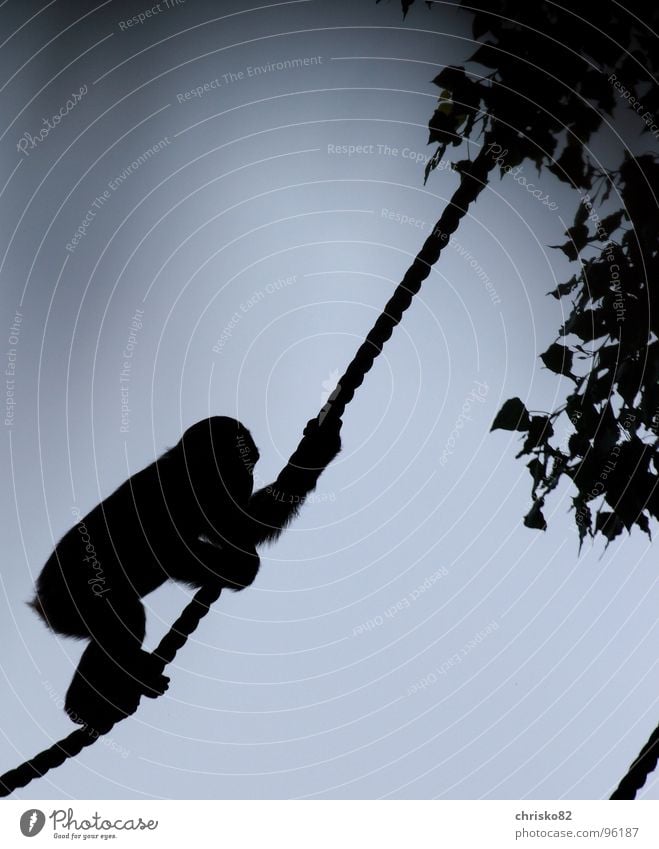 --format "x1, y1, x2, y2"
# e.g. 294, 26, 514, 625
0, 148, 494, 797
610, 721, 659, 799
321, 150, 493, 422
